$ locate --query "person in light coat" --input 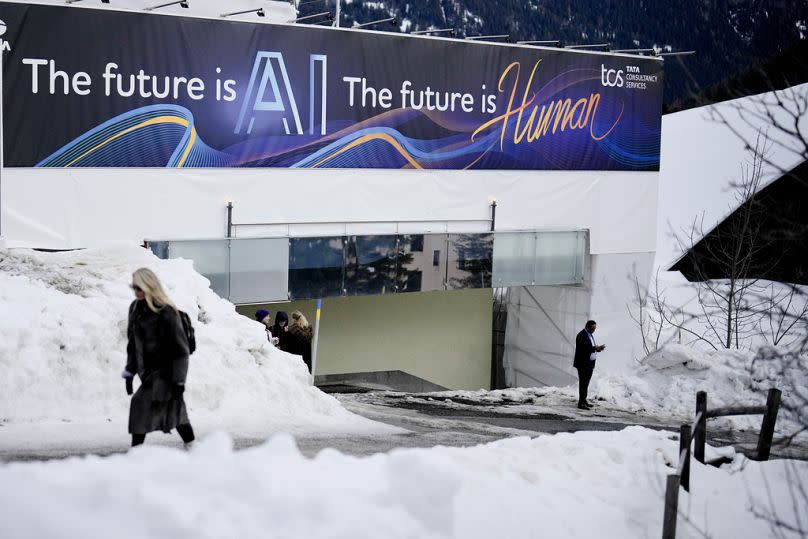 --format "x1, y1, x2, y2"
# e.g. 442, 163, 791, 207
122, 267, 195, 447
